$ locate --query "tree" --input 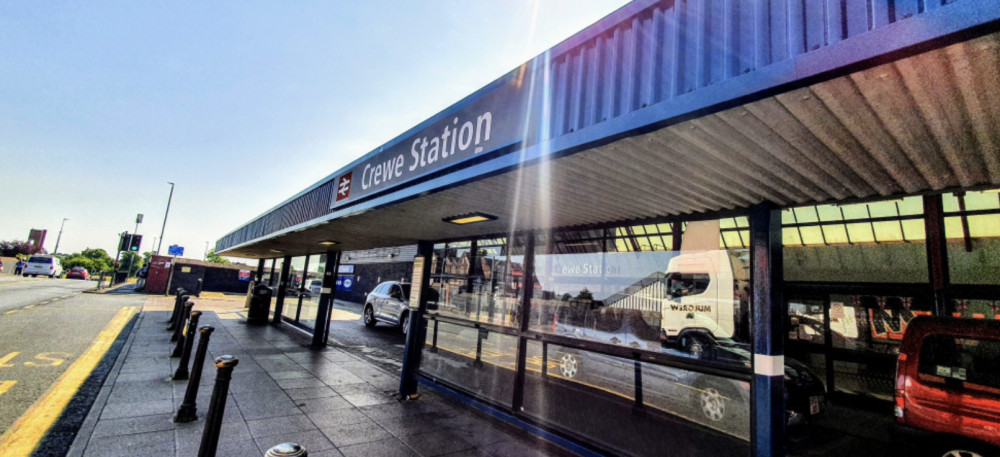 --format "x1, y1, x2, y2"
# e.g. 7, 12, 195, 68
61, 248, 114, 274
142, 251, 156, 265
0, 240, 46, 257
205, 249, 230, 264
118, 251, 144, 277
